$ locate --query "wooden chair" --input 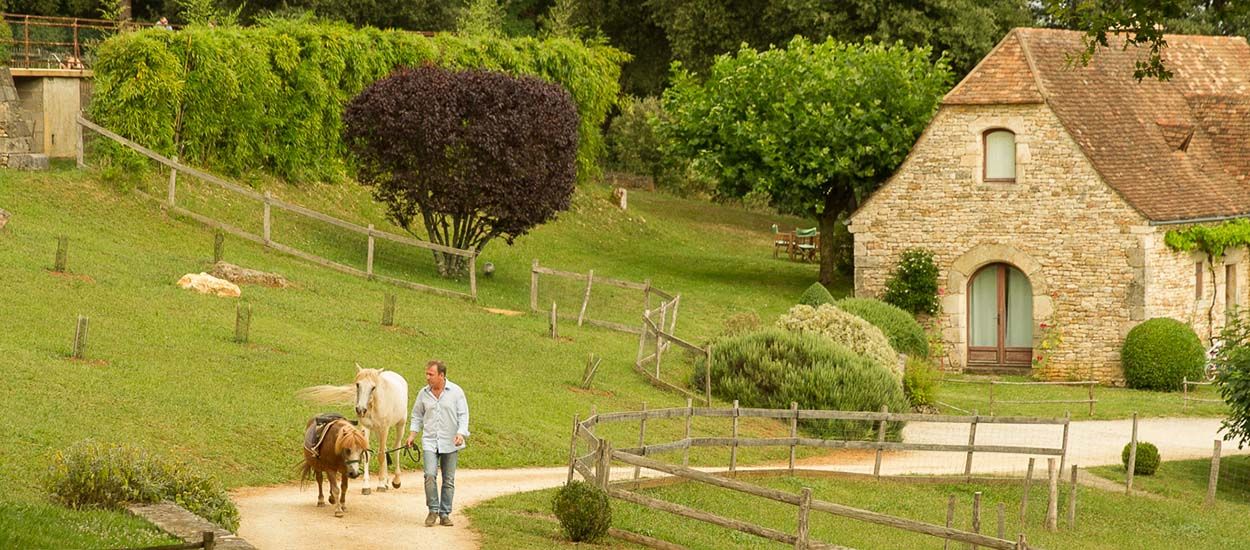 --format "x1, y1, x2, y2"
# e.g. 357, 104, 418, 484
792, 227, 819, 262
770, 224, 793, 259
